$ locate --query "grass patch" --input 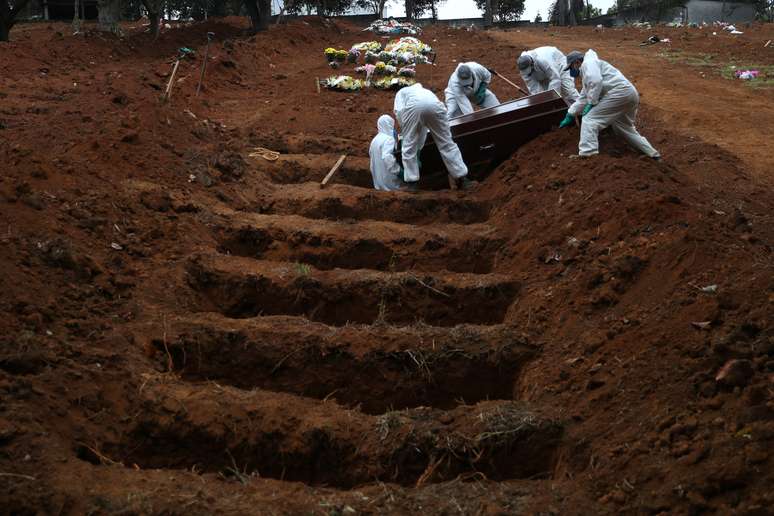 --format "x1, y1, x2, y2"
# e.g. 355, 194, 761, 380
721, 64, 774, 88
293, 262, 311, 275
658, 50, 774, 88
